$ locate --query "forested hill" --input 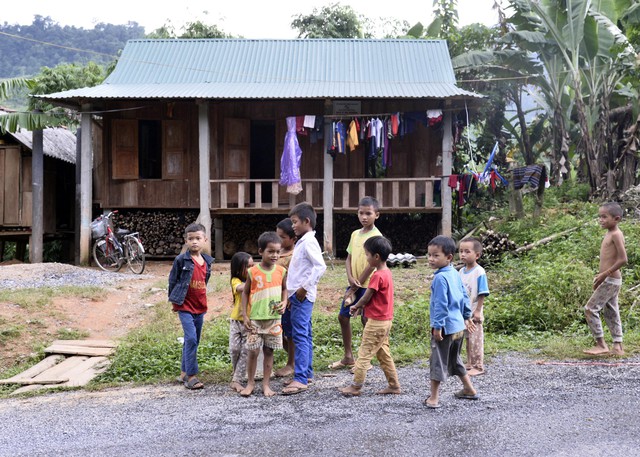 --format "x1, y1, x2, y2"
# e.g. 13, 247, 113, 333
0, 16, 145, 78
